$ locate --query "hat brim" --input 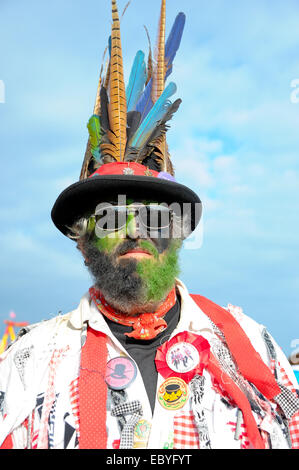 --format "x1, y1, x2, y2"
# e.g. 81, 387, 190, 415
51, 175, 202, 237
